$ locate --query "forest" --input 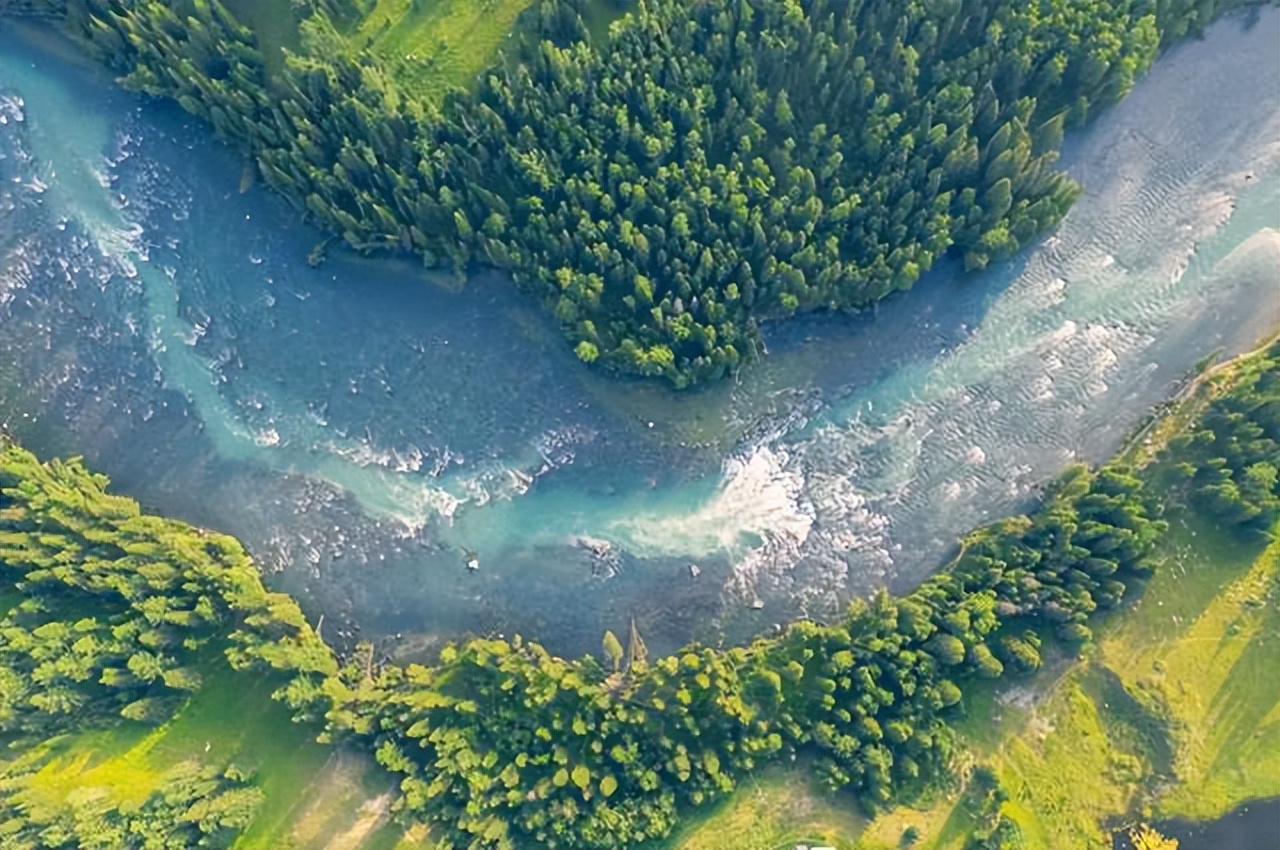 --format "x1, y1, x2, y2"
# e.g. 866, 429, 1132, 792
17, 0, 1246, 385
2, 338, 1275, 849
